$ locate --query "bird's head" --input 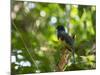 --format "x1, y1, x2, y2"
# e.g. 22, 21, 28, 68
56, 25, 65, 32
